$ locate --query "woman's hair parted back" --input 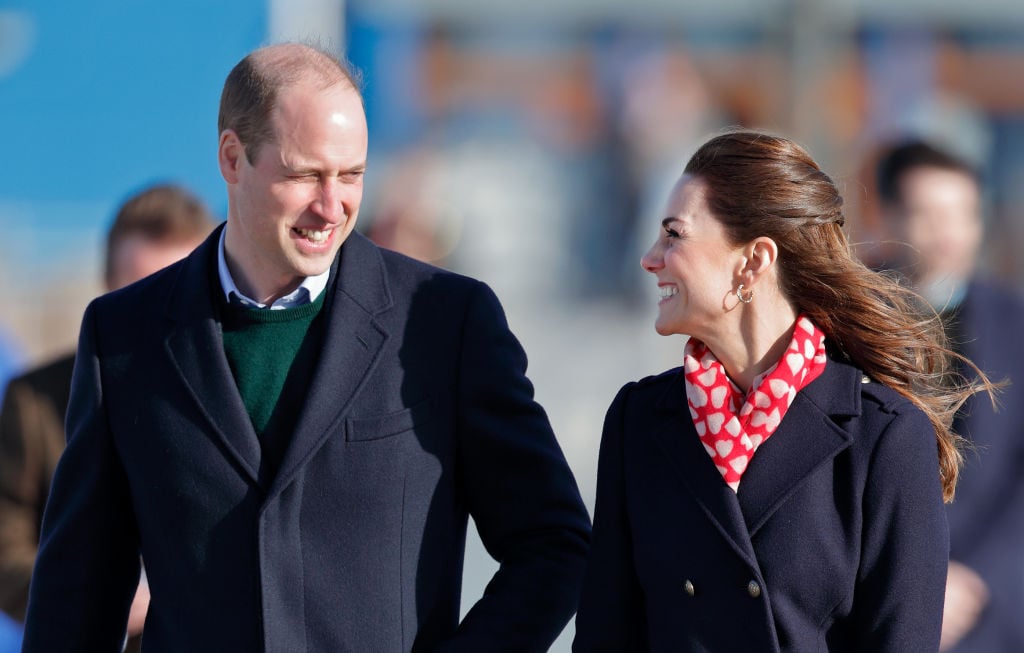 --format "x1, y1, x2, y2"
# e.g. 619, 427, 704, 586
684, 129, 994, 502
